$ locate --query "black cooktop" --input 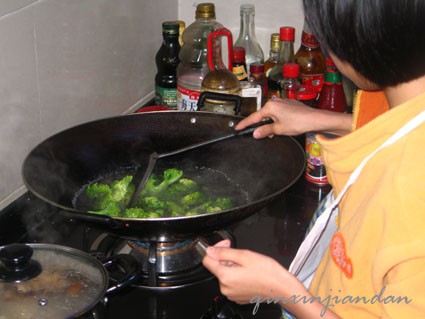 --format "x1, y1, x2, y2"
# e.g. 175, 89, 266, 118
0, 177, 330, 319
